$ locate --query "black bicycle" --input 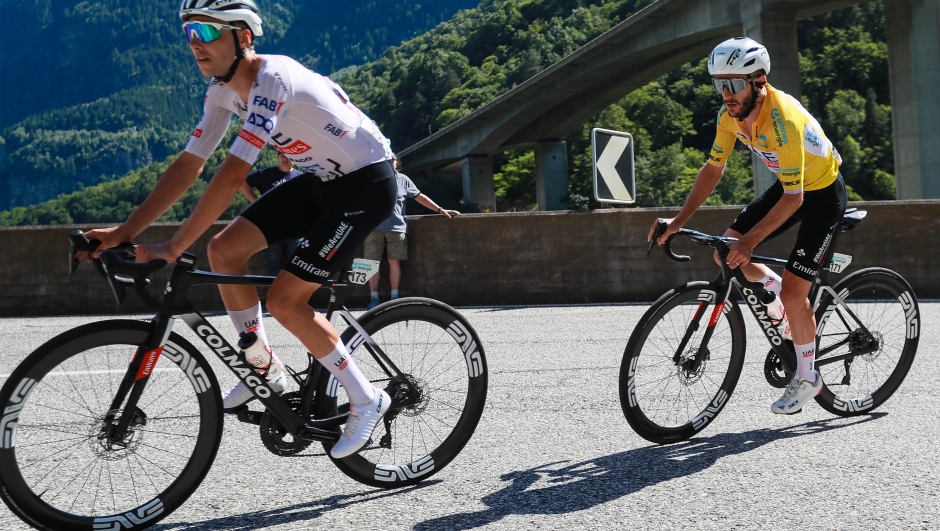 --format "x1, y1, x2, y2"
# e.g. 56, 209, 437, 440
0, 231, 488, 530
619, 209, 919, 444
